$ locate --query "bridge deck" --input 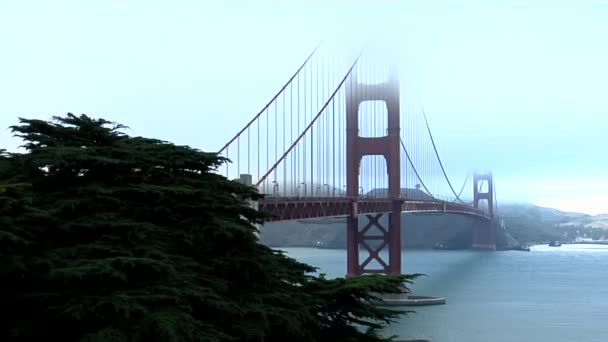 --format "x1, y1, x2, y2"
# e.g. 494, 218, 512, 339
258, 197, 490, 222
